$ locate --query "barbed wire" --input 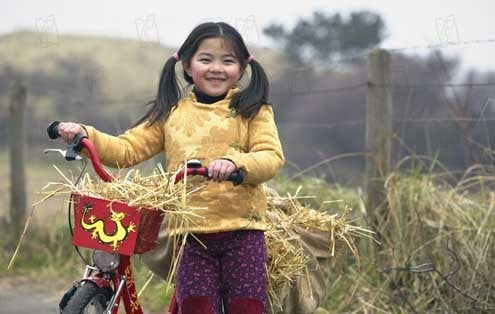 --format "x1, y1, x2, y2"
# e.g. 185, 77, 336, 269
271, 82, 367, 97
23, 82, 370, 105
23, 80, 495, 107
285, 37, 495, 69
378, 82, 495, 89
395, 117, 495, 123
278, 117, 494, 130
25, 85, 155, 106
387, 38, 495, 53
278, 121, 365, 129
